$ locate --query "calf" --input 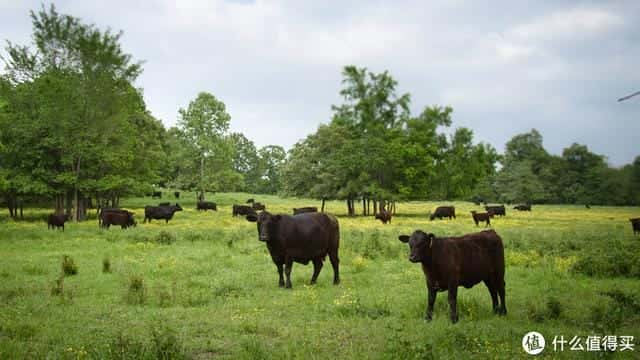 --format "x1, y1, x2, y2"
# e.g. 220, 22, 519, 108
246, 211, 340, 288
233, 204, 256, 217
144, 203, 183, 223
631, 218, 640, 235
47, 214, 69, 231
470, 211, 491, 227
375, 210, 392, 224
197, 201, 217, 211
513, 204, 531, 211
430, 206, 456, 221
398, 230, 506, 323
293, 207, 318, 215
485, 205, 506, 217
